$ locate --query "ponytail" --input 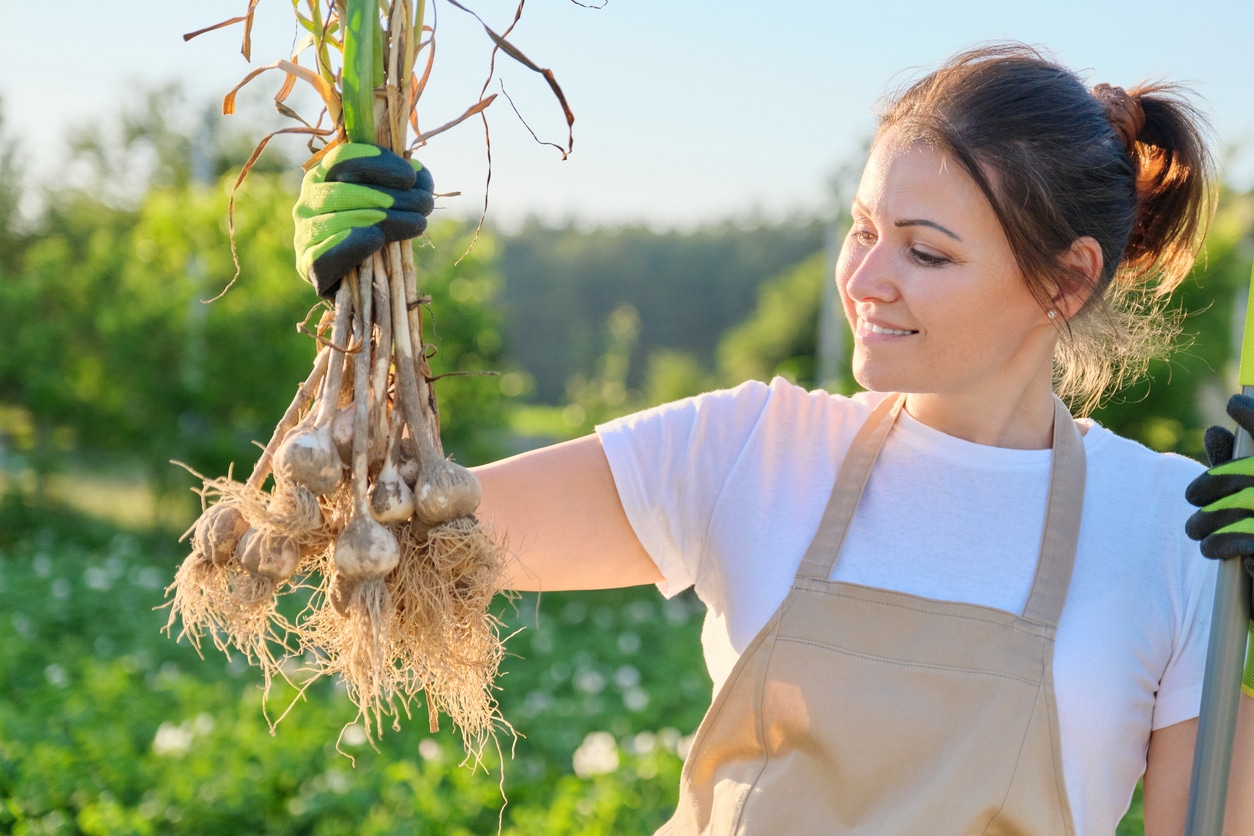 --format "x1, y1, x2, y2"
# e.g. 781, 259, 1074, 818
1118, 82, 1214, 295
